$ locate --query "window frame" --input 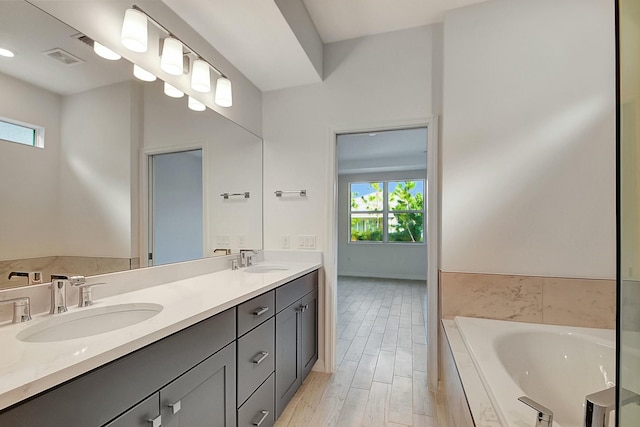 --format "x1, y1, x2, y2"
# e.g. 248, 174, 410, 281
348, 179, 425, 245
0, 116, 44, 148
